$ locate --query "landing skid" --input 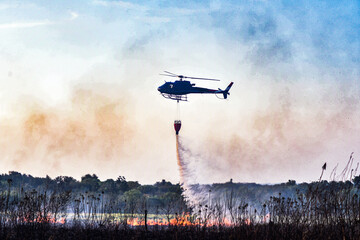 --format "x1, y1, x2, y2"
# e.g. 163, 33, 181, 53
161, 93, 187, 102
